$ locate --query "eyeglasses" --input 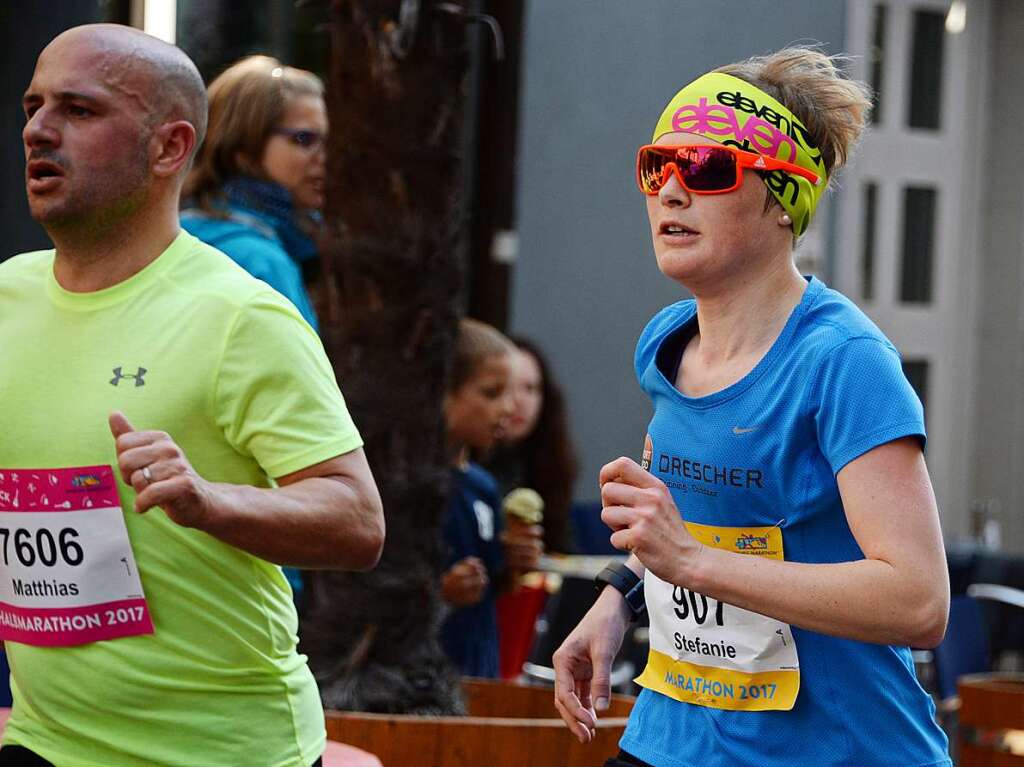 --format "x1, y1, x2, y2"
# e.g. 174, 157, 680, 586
274, 128, 325, 152
636, 144, 821, 196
